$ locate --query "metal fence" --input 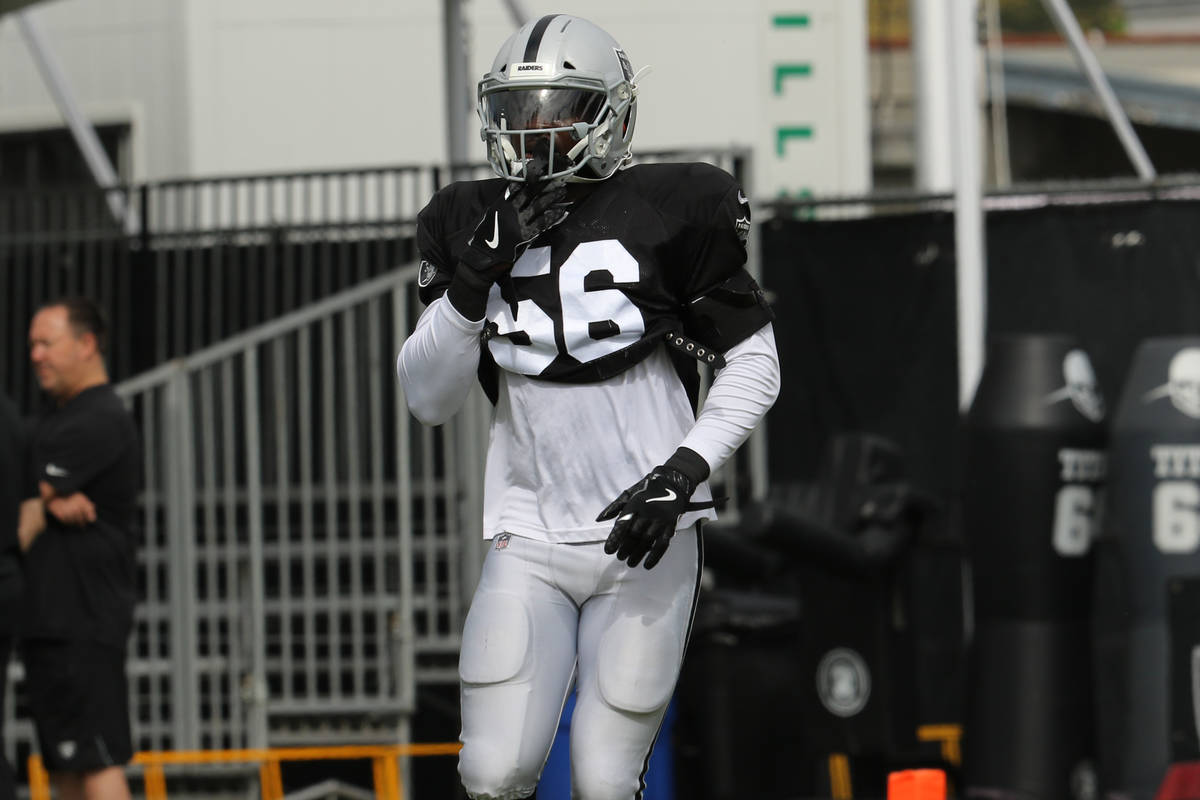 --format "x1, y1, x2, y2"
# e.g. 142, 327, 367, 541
4, 265, 493, 794
0, 166, 432, 414
0, 149, 750, 414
